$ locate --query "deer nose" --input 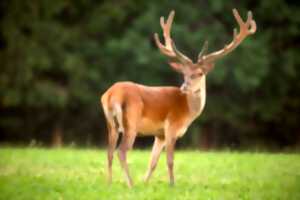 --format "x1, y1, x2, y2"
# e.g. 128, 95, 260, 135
180, 82, 189, 92
181, 82, 191, 92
